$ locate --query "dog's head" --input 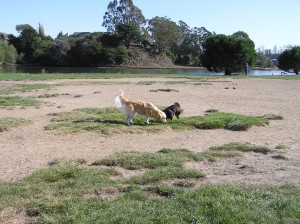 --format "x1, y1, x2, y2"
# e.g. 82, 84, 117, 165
155, 110, 167, 123
174, 102, 180, 107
